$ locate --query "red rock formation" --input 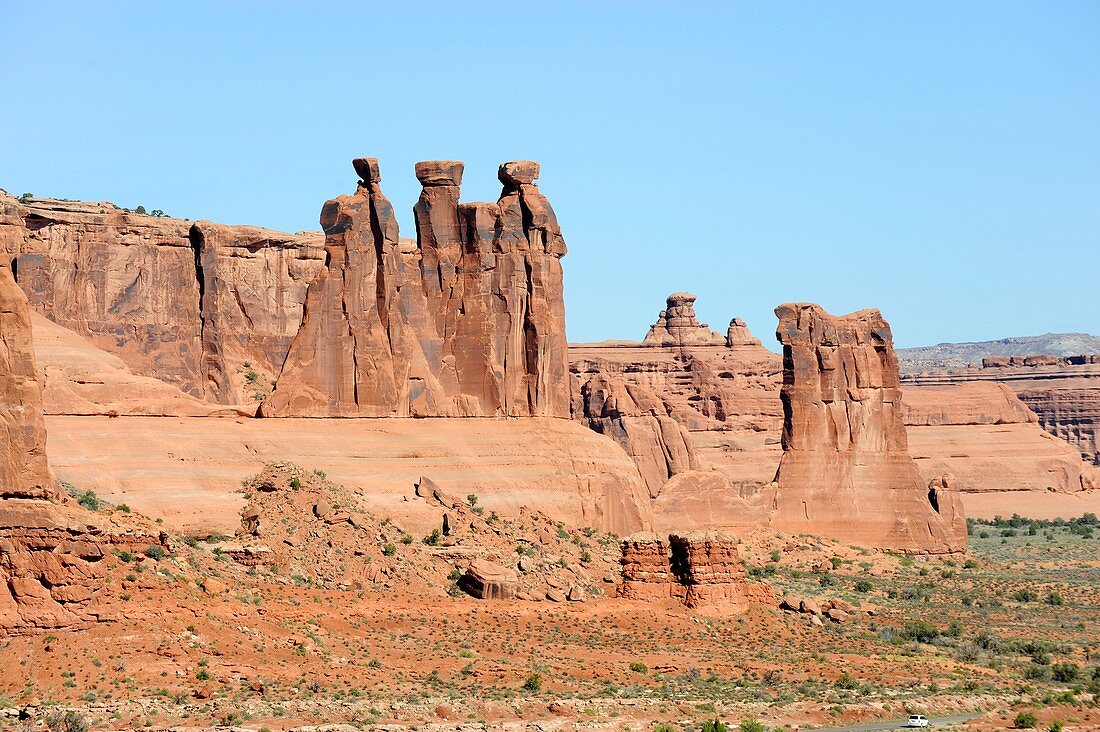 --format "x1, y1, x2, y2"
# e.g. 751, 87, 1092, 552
618, 533, 672, 601
262, 158, 570, 418
1, 257, 52, 499
1, 256, 165, 632
669, 531, 772, 609
575, 374, 698, 496
1, 190, 324, 405
643, 293, 726, 347
572, 293, 781, 499
771, 303, 966, 553
618, 531, 770, 611
904, 357, 1100, 472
